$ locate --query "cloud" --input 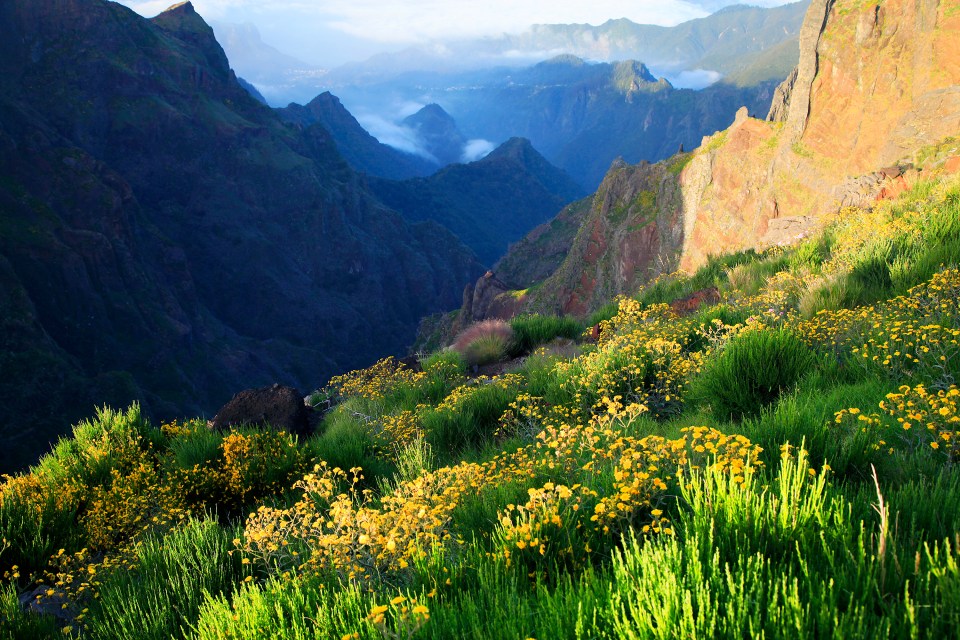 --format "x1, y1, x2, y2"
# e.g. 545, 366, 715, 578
461, 139, 496, 163
119, 1, 718, 45
666, 68, 723, 89
354, 112, 437, 160
116, 1, 796, 67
